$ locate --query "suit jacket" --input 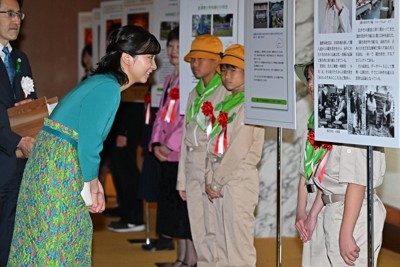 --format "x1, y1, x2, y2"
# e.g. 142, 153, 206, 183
0, 48, 36, 187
